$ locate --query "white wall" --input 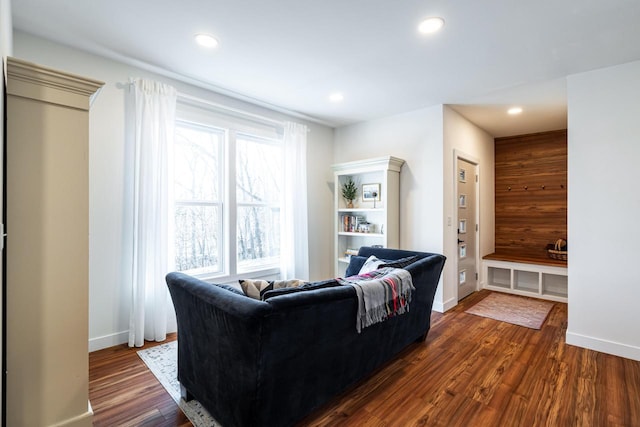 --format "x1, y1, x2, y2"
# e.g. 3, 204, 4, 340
443, 106, 495, 310
566, 60, 640, 361
334, 106, 444, 253
334, 105, 494, 312
334, 106, 446, 306
15, 31, 335, 351
0, 0, 10, 58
